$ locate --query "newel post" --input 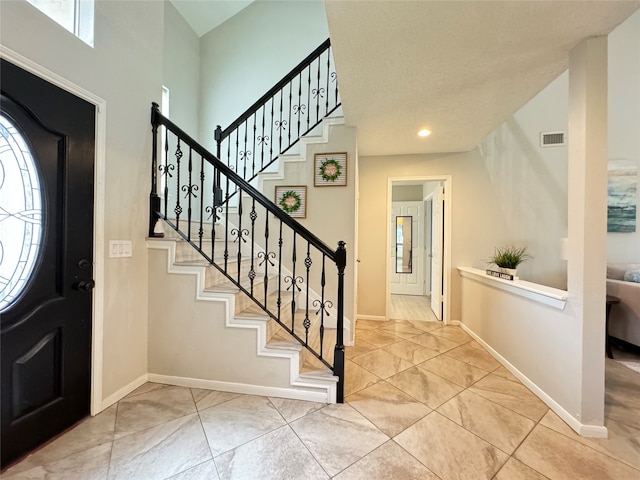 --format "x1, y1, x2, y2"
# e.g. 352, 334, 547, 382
149, 102, 161, 237
334, 241, 347, 403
